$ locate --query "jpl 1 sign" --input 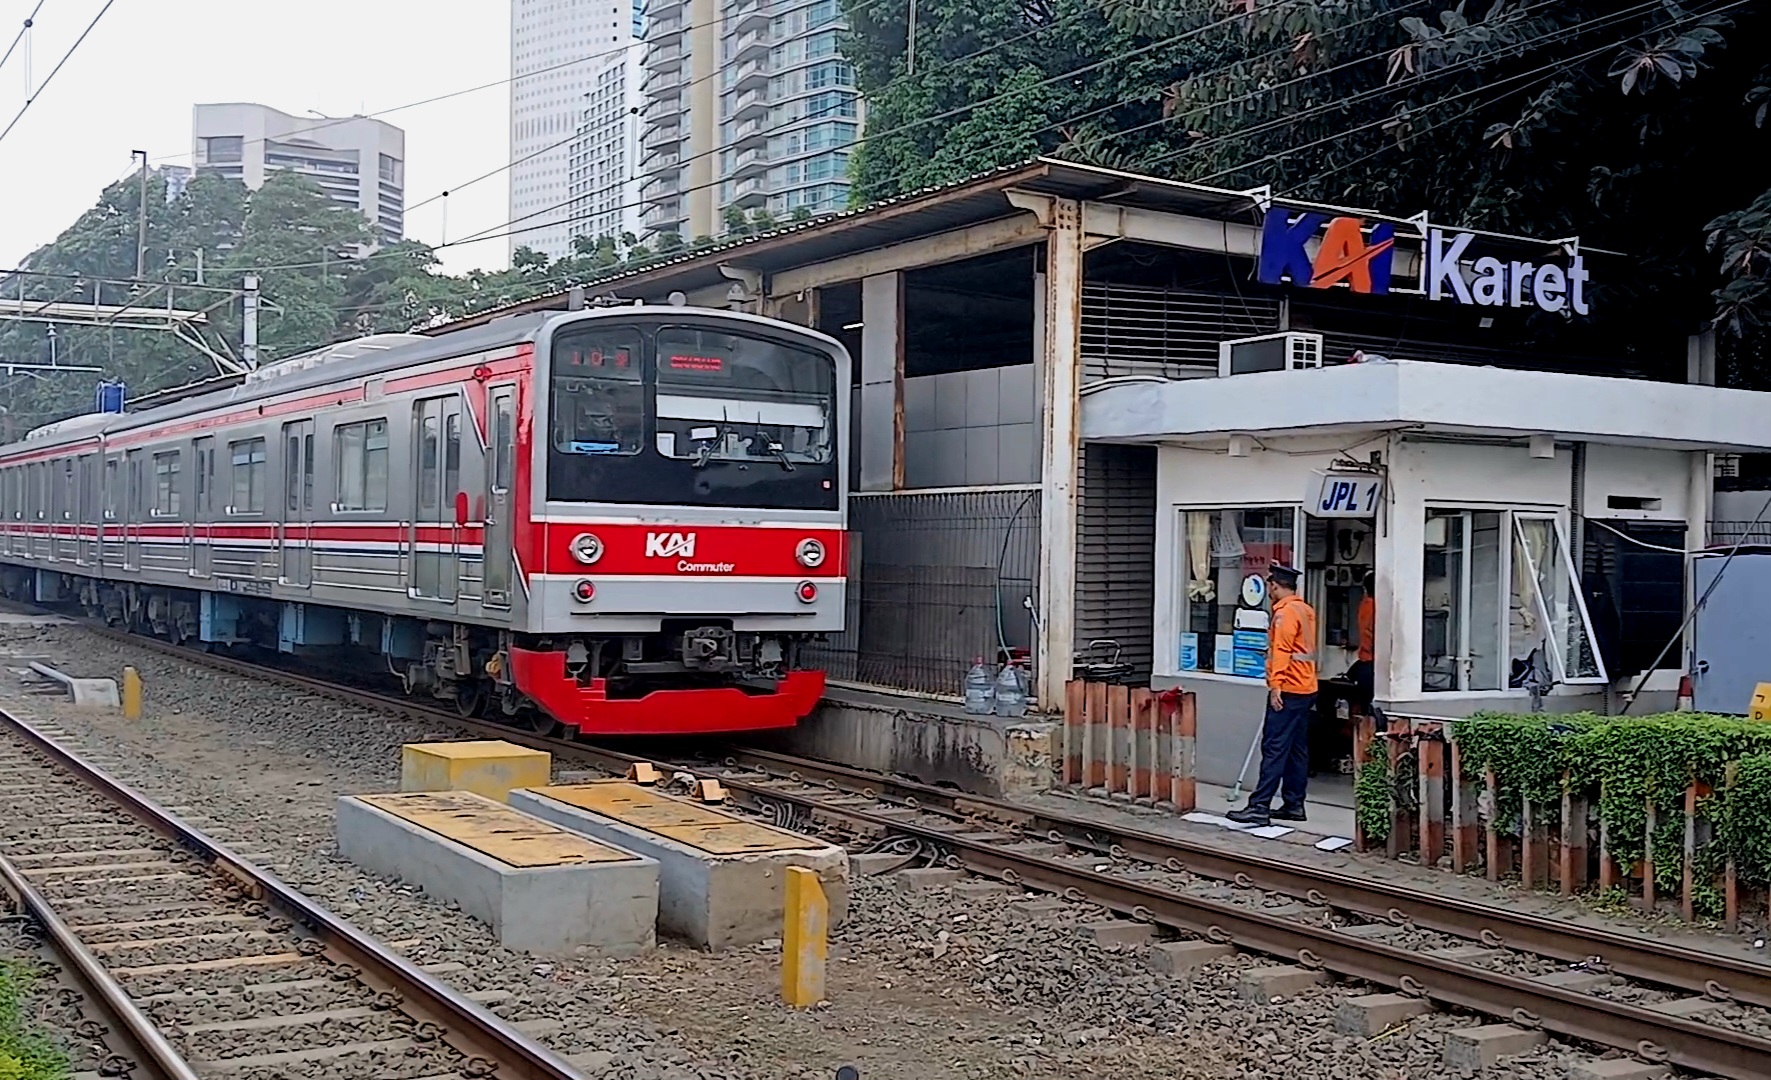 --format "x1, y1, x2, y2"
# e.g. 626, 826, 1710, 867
1256, 206, 1591, 316
1307, 471, 1383, 518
